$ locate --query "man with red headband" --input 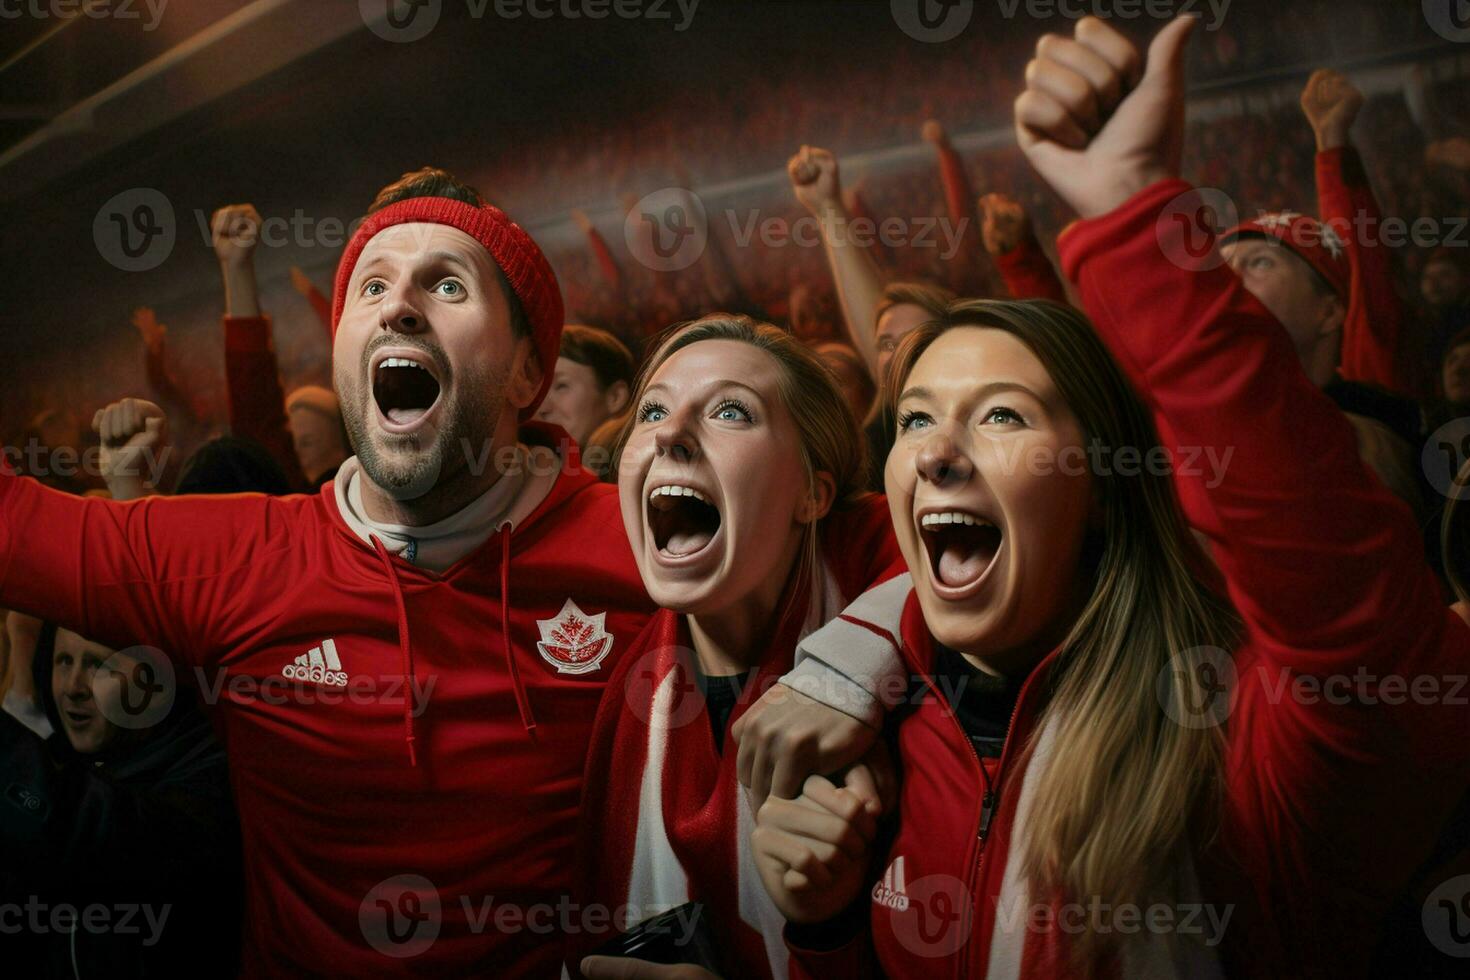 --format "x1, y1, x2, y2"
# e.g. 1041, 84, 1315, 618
0, 168, 889, 977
